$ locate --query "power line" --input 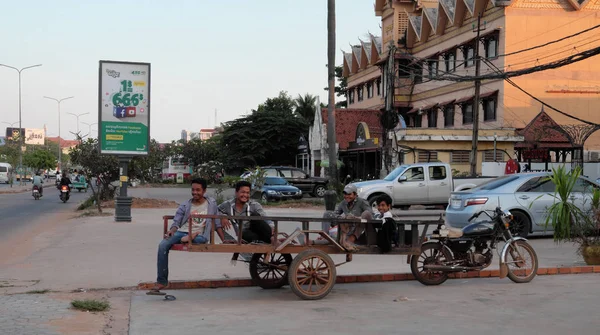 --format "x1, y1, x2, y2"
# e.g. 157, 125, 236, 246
496, 23, 600, 58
